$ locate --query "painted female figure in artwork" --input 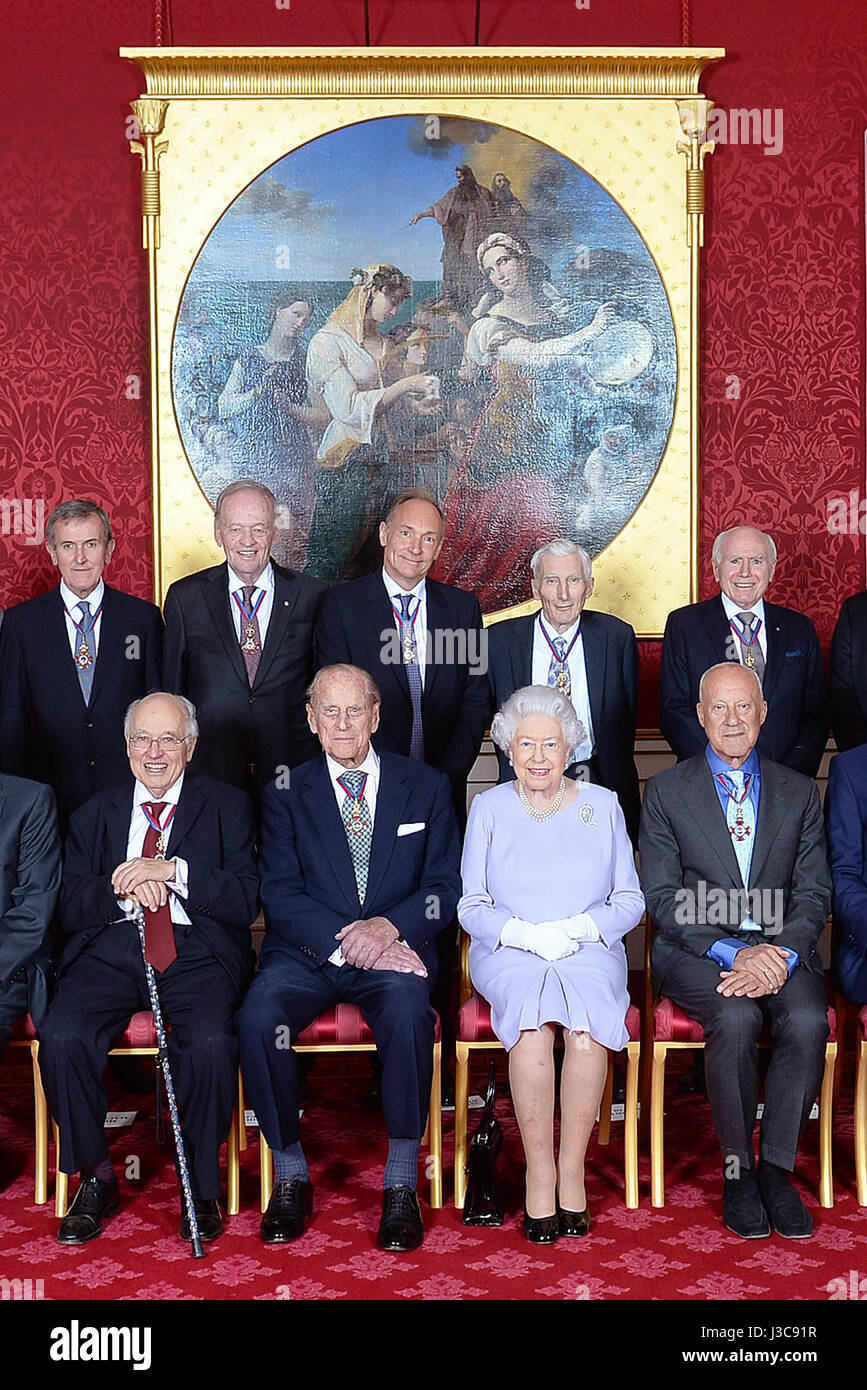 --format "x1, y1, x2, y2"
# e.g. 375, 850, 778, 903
304, 264, 441, 582
435, 233, 616, 609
